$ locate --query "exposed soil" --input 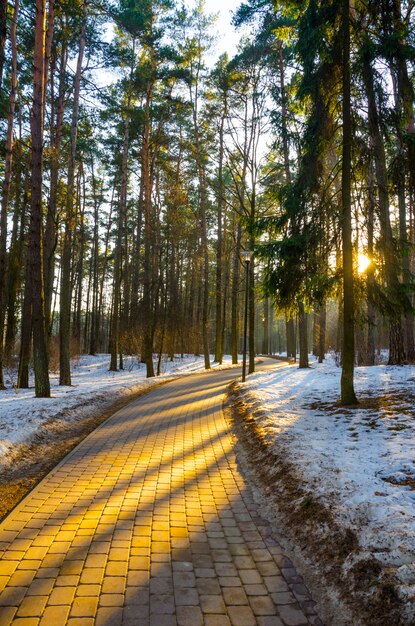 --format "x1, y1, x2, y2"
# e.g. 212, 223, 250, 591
0, 380, 170, 522
225, 381, 406, 626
